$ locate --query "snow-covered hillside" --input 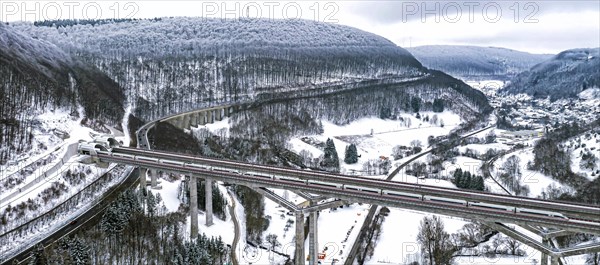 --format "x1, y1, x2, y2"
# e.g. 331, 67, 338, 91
0, 23, 71, 78
1, 23, 129, 165
20, 18, 415, 55
564, 132, 600, 181
502, 48, 600, 99
10, 18, 432, 121
408, 45, 552, 80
